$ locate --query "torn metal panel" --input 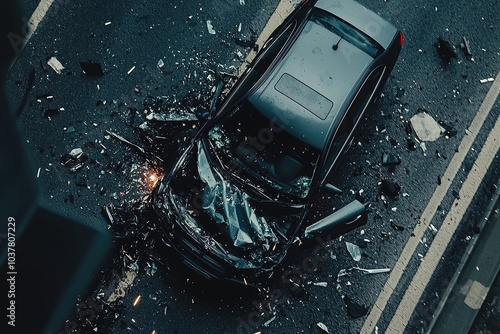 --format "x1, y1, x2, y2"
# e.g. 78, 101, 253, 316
196, 141, 279, 249
154, 141, 297, 271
